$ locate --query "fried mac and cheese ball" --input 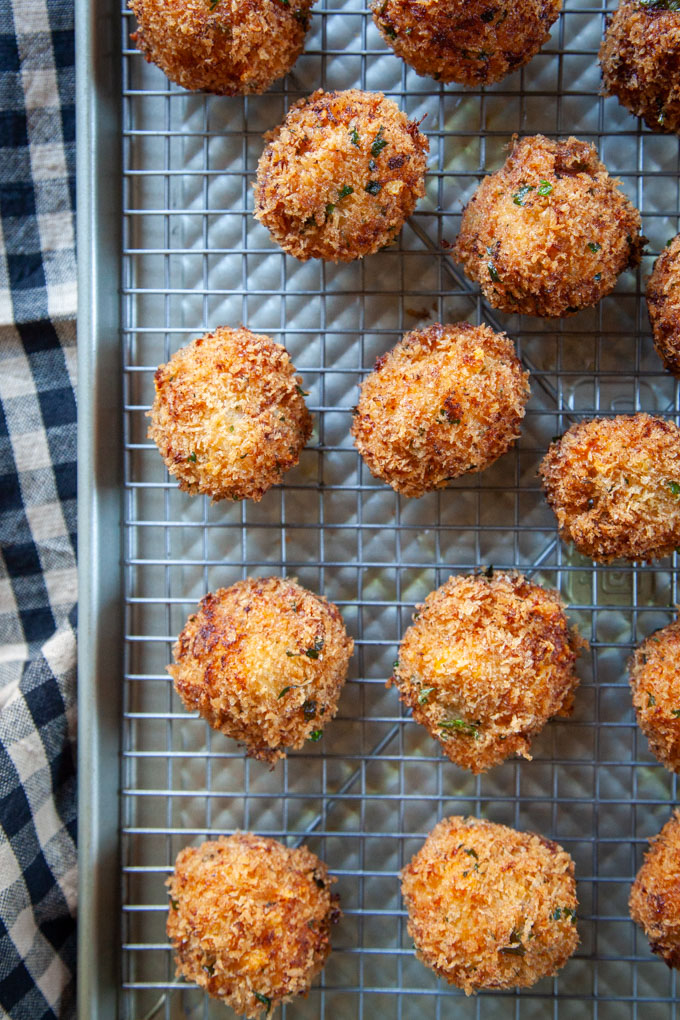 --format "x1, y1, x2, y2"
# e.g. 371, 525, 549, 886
129, 0, 313, 95
168, 577, 354, 763
147, 327, 312, 503
167, 834, 339, 1017
647, 234, 680, 375
372, 0, 562, 87
453, 134, 644, 319
600, 0, 680, 135
350, 322, 530, 498
401, 816, 579, 993
629, 617, 680, 772
391, 573, 582, 773
254, 89, 429, 262
539, 413, 680, 563
630, 811, 680, 969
